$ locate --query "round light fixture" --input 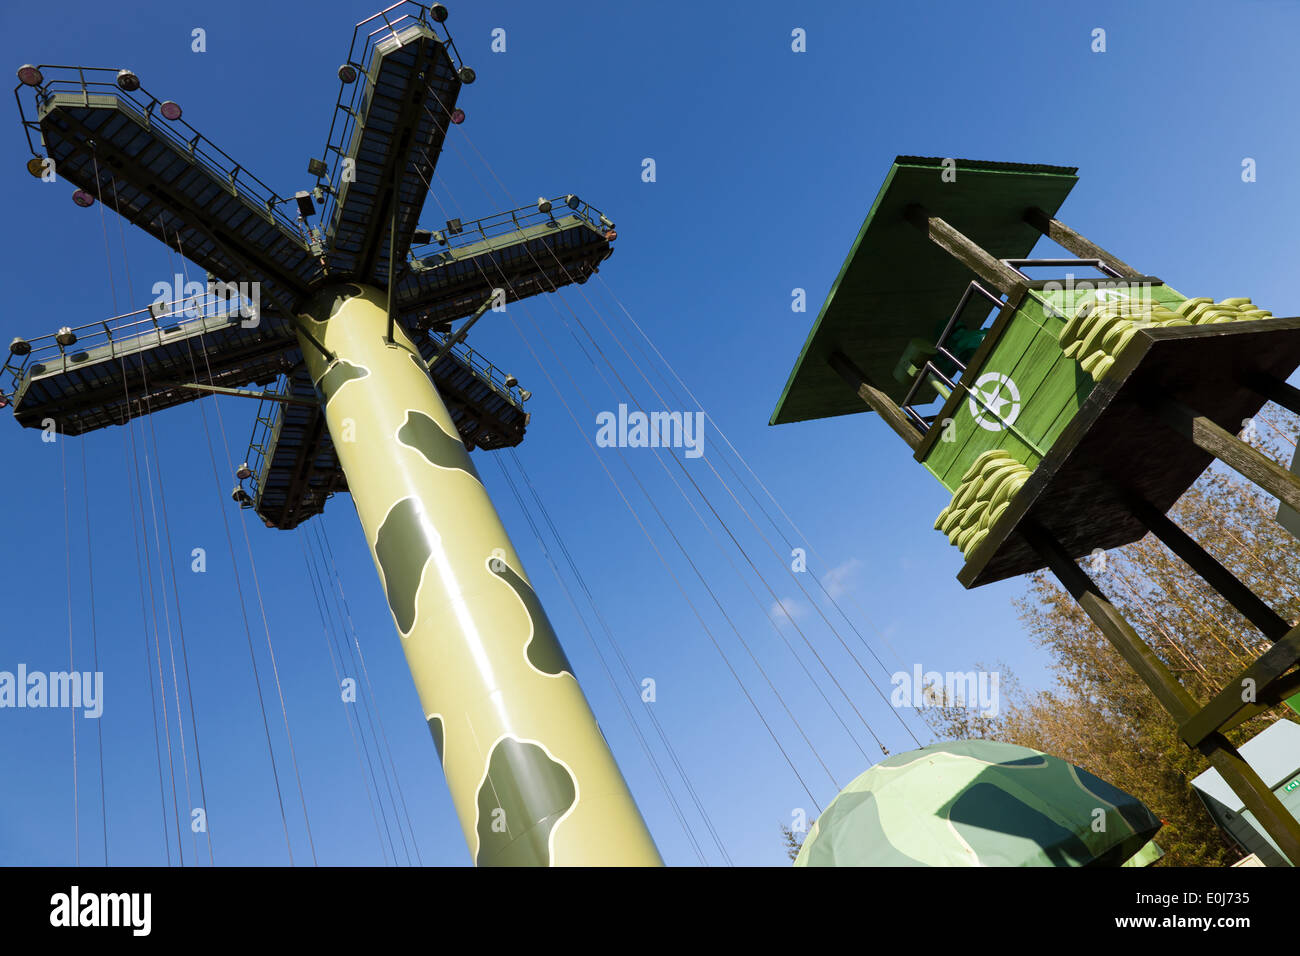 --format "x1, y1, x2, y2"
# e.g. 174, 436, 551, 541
116, 69, 140, 92
25, 157, 45, 178
159, 100, 182, 121
430, 3, 449, 22
17, 64, 43, 87
338, 64, 357, 83
9, 337, 32, 356
450, 108, 465, 124
71, 189, 95, 207
537, 197, 552, 214
458, 66, 475, 84
55, 327, 77, 348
